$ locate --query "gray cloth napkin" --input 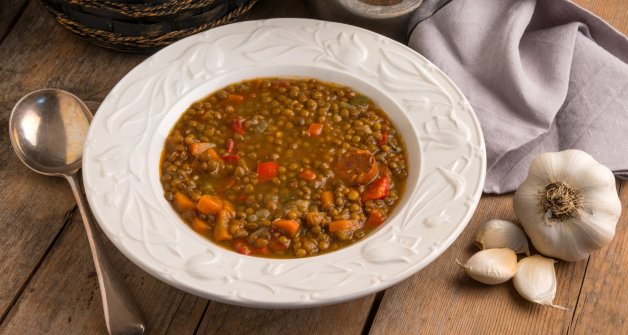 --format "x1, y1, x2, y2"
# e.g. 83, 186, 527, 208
408, 0, 628, 193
